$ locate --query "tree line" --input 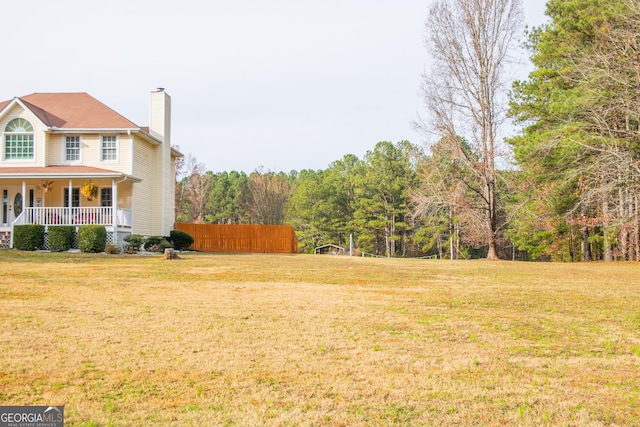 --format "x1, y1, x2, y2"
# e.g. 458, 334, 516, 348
175, 0, 640, 261
175, 142, 419, 257
508, 0, 640, 261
